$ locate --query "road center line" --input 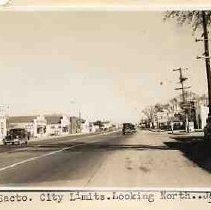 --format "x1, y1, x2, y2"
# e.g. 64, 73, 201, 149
0, 131, 120, 173
0, 143, 86, 173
